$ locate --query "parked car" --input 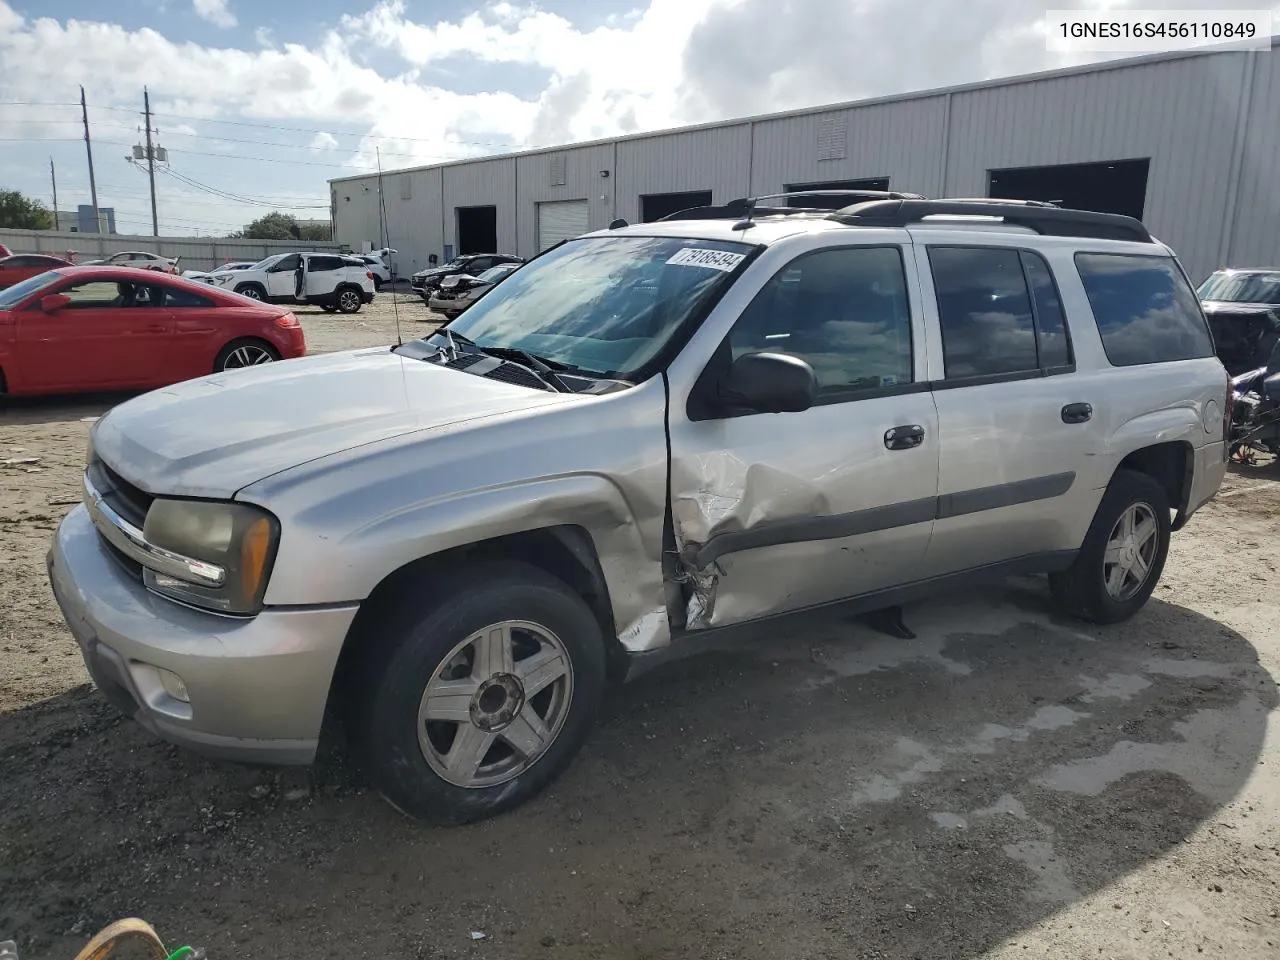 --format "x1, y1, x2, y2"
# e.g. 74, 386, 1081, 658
360, 255, 392, 289
427, 262, 519, 317
206, 252, 375, 313
0, 265, 305, 396
183, 261, 256, 282
0, 254, 73, 289
47, 196, 1227, 827
86, 251, 180, 274
1197, 267, 1280, 306
410, 253, 523, 300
